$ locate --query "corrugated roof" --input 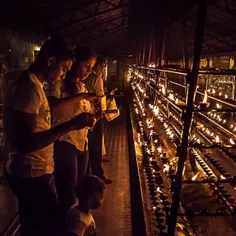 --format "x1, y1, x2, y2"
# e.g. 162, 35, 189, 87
1, 0, 236, 56
166, 0, 236, 58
